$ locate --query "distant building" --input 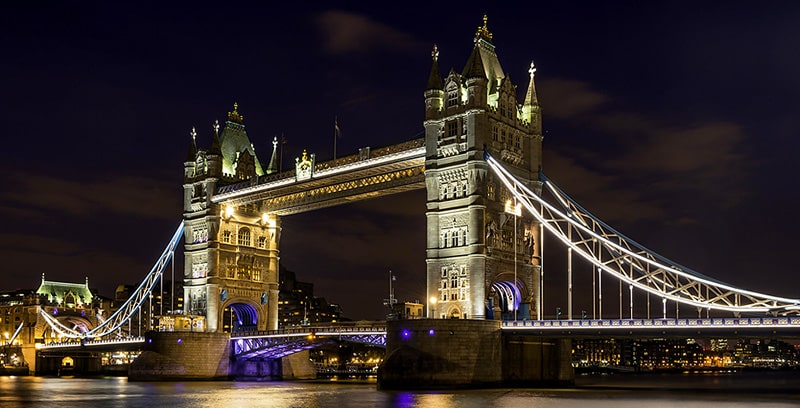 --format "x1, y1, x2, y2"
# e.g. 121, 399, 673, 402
390, 301, 424, 320
277, 267, 343, 328
0, 275, 116, 372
